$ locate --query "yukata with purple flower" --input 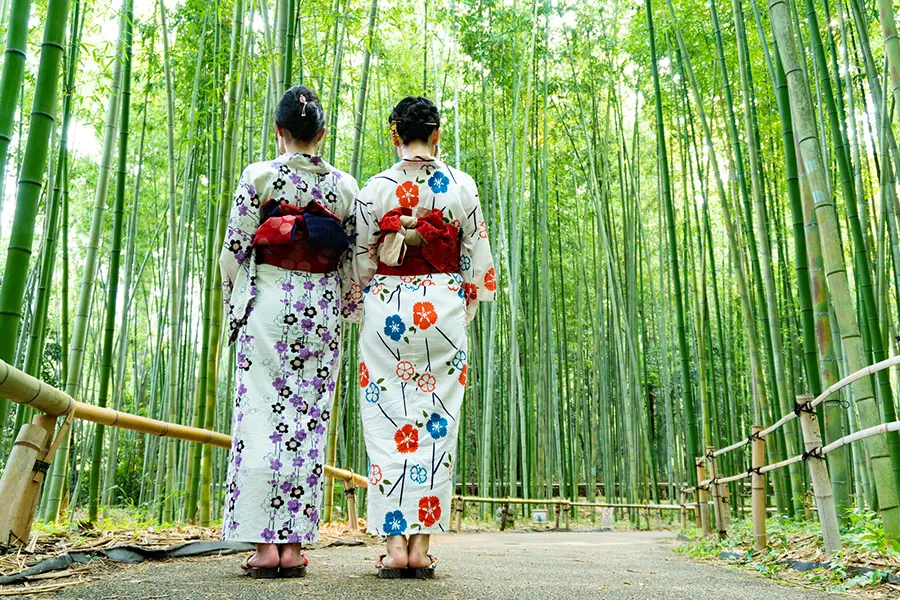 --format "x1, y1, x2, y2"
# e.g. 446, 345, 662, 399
219, 150, 357, 546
